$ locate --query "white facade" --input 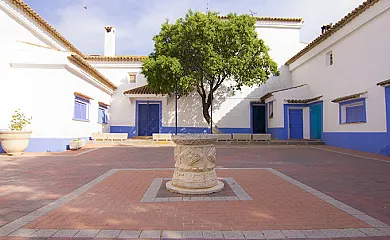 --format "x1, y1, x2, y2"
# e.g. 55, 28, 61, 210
1, 0, 389, 154
263, 0, 390, 154
0, 0, 113, 152
290, 0, 390, 133
106, 20, 304, 136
